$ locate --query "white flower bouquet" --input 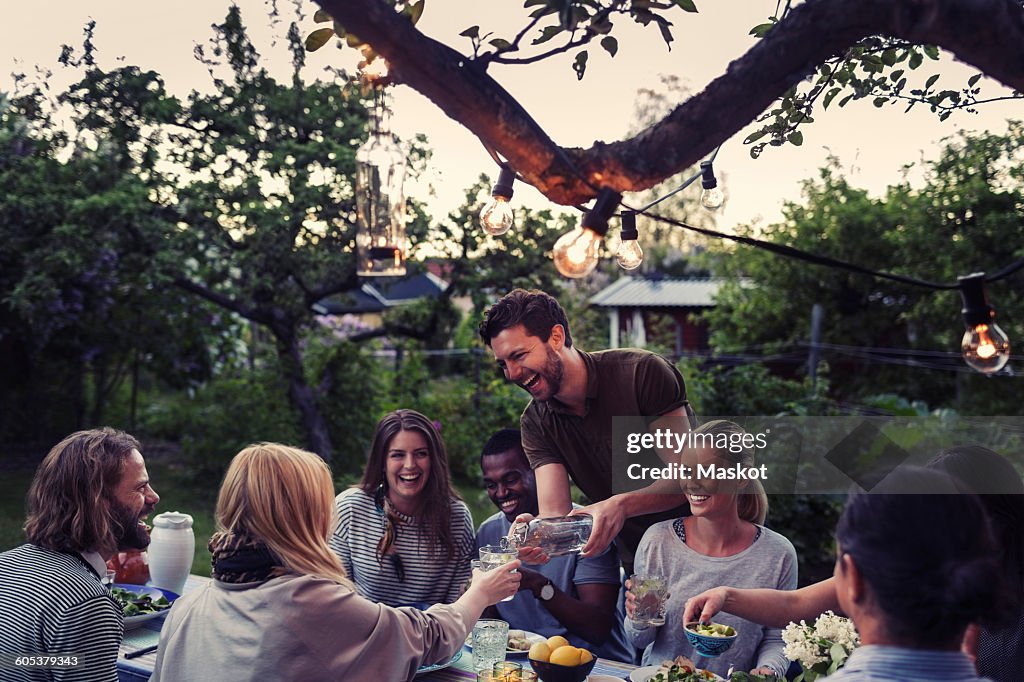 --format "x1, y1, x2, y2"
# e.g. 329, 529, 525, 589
782, 611, 860, 681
